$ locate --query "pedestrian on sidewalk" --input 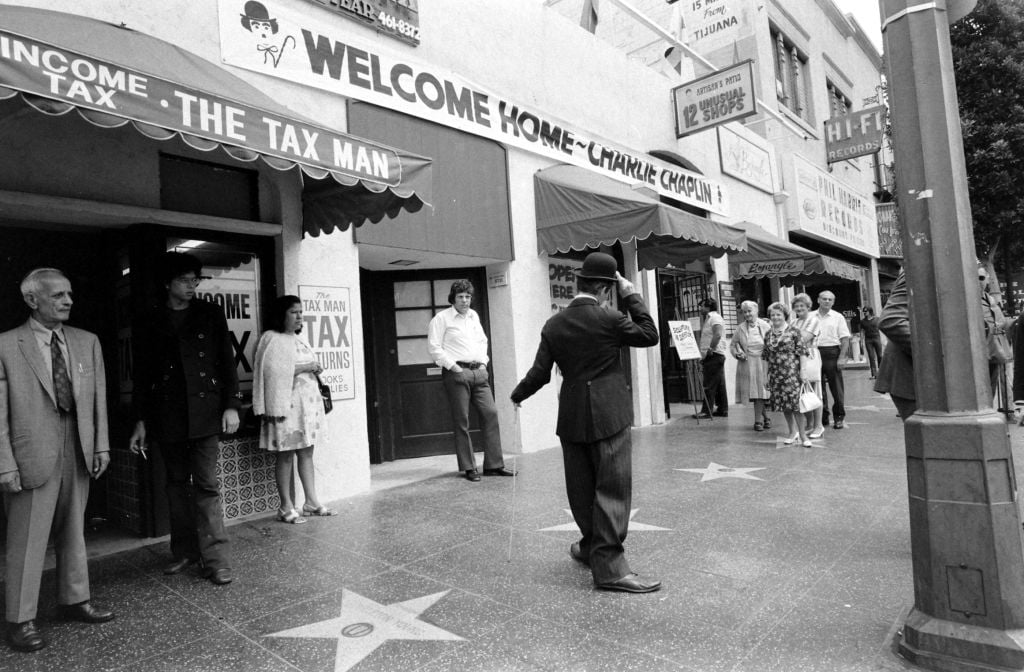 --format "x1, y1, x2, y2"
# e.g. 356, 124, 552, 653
815, 290, 850, 429
252, 295, 336, 525
511, 252, 661, 593
128, 252, 239, 586
693, 297, 728, 419
764, 301, 812, 447
0, 268, 114, 653
427, 279, 515, 482
791, 293, 825, 438
860, 307, 883, 379
731, 300, 771, 431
